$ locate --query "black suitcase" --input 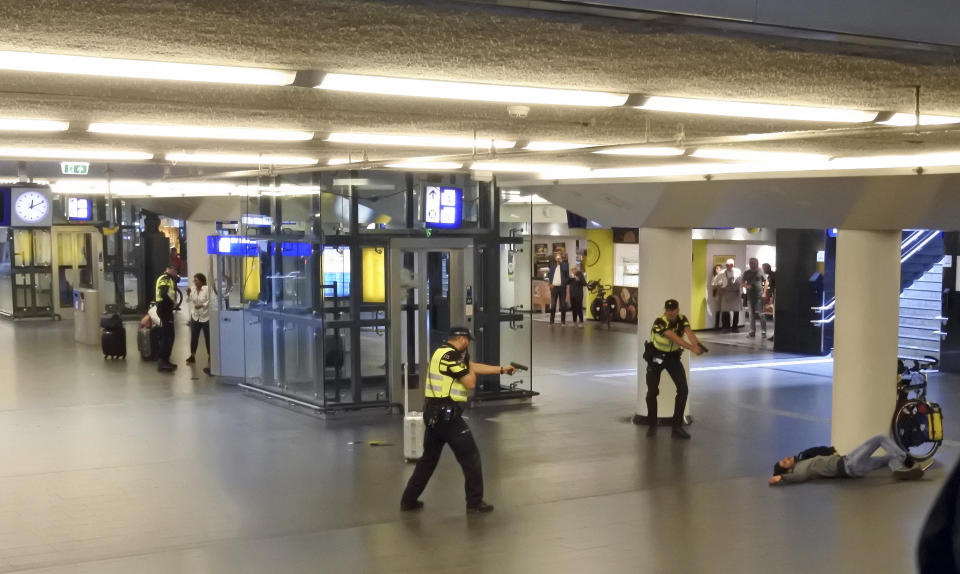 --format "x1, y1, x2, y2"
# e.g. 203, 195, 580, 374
101, 327, 126, 359
138, 326, 161, 361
